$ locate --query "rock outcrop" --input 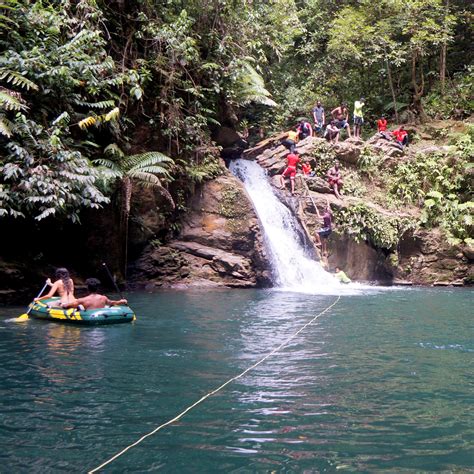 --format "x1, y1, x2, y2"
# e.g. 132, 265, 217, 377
242, 131, 472, 286
130, 173, 270, 289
